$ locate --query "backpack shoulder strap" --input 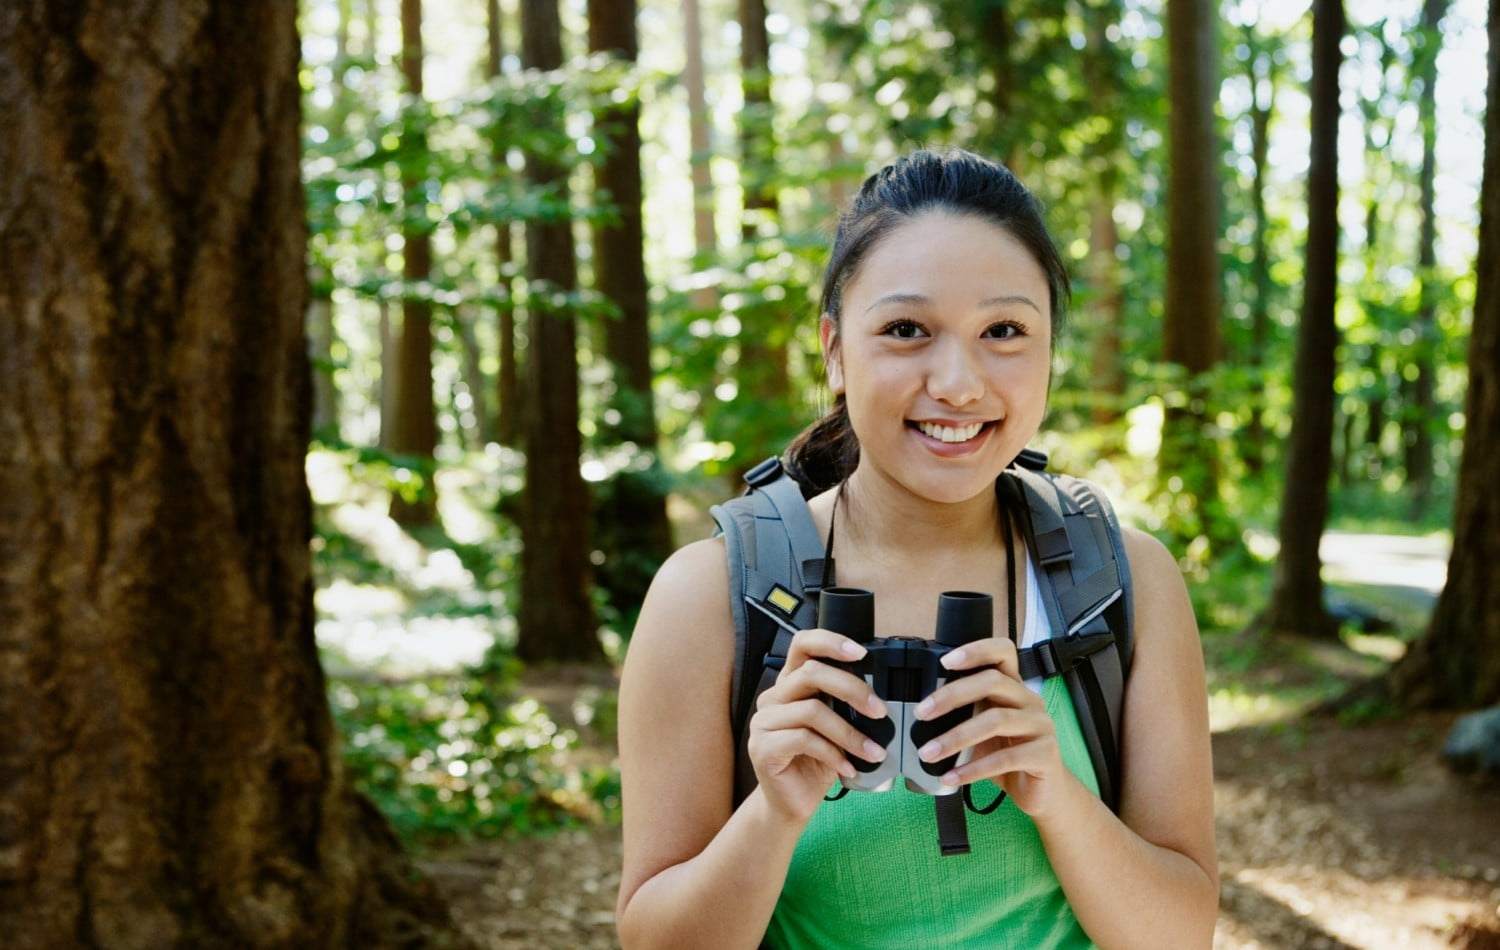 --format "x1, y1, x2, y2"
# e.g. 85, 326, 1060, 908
710, 457, 830, 805
1002, 466, 1134, 812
